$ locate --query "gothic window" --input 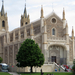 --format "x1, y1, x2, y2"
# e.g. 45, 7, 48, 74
2, 21, 5, 27
21, 31, 24, 38
15, 33, 18, 40
10, 33, 13, 42
52, 28, 55, 35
